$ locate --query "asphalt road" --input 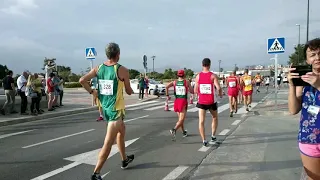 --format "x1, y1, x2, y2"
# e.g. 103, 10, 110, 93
0, 87, 269, 180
